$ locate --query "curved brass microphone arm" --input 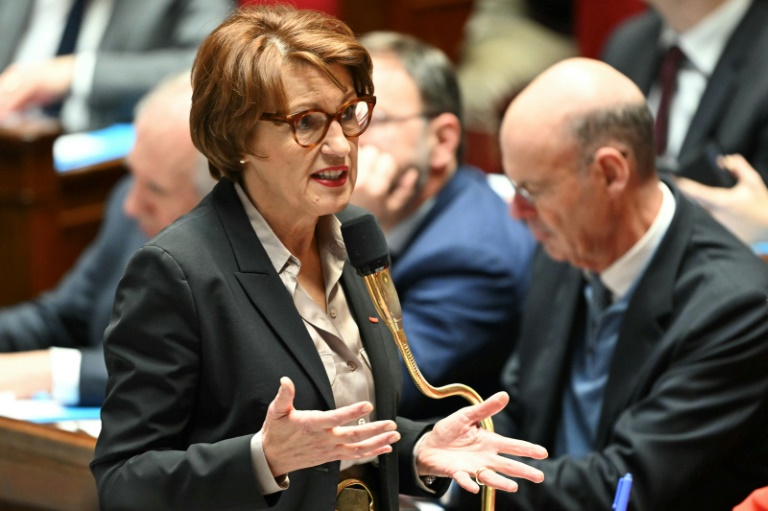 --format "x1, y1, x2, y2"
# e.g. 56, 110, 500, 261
362, 270, 495, 511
